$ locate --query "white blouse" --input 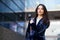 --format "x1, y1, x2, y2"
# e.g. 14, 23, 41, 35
36, 17, 41, 25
